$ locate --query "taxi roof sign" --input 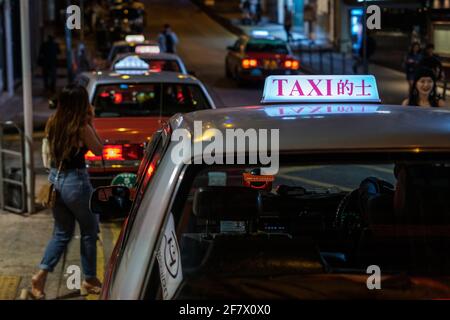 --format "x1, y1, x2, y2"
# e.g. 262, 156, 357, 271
135, 45, 160, 54
113, 55, 149, 71
125, 34, 145, 43
262, 75, 380, 104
